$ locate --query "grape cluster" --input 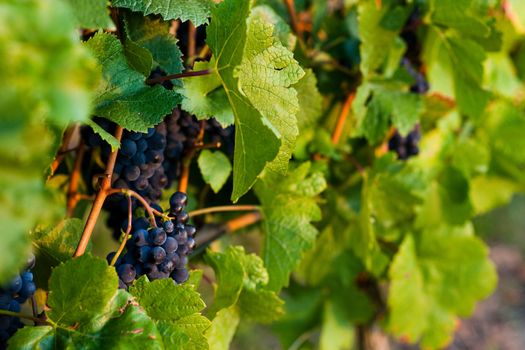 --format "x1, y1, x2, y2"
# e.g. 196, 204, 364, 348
108, 192, 196, 289
388, 126, 421, 160
0, 255, 36, 349
401, 58, 429, 94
